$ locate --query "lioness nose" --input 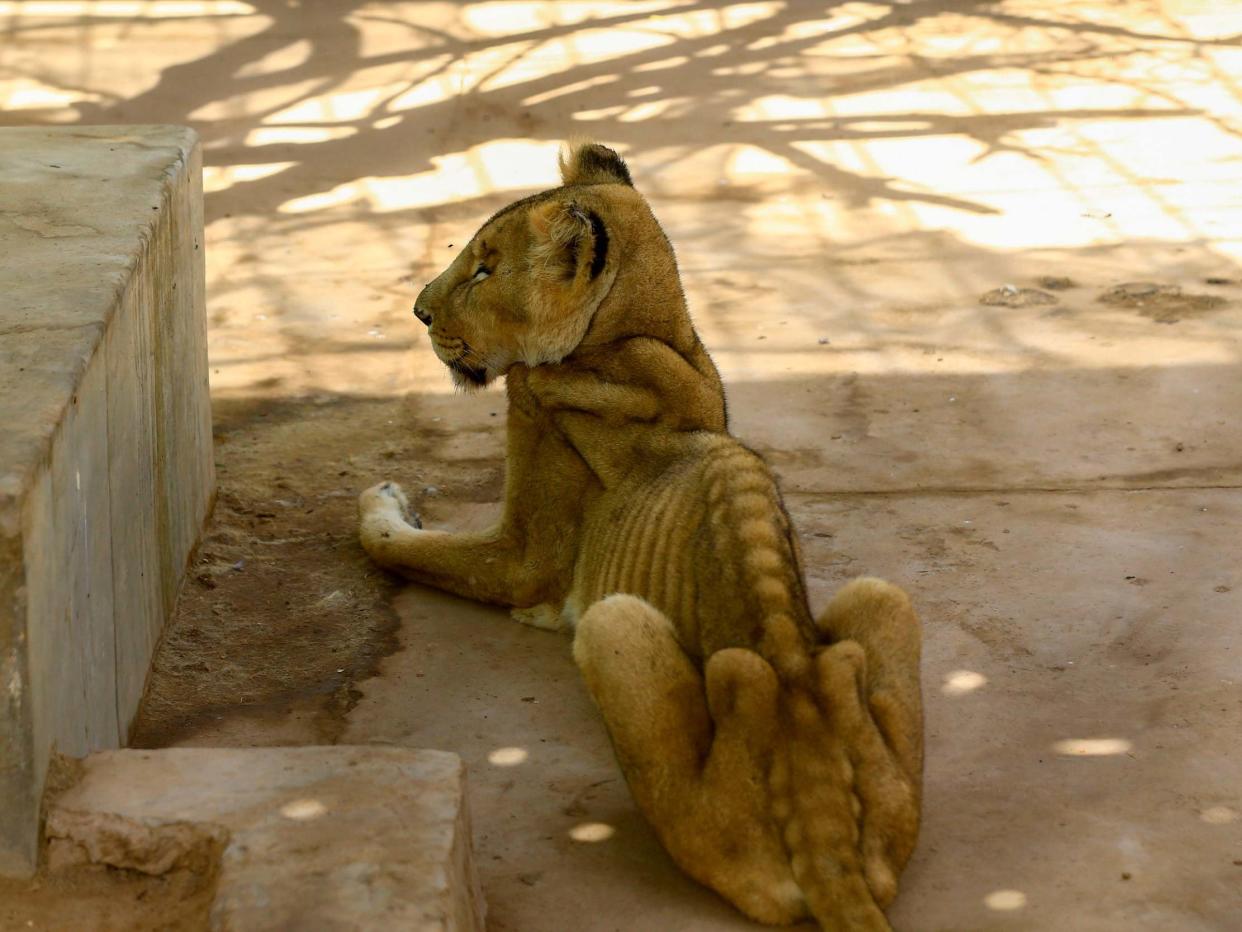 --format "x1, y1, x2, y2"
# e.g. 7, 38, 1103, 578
412, 304, 432, 326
